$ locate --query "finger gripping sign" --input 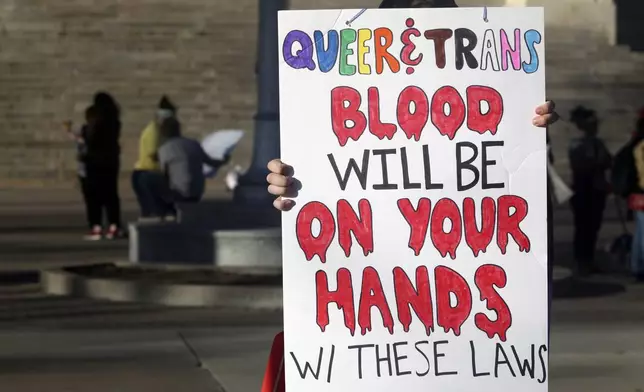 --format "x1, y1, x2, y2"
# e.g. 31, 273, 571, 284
278, 7, 547, 392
